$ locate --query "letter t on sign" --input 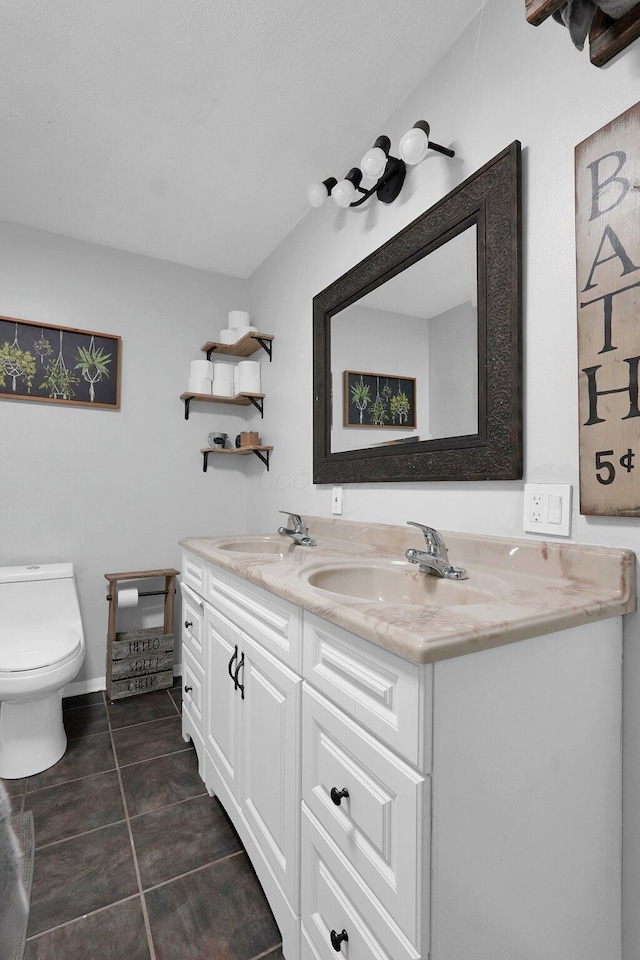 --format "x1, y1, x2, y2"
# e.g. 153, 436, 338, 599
575, 102, 640, 517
